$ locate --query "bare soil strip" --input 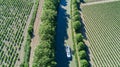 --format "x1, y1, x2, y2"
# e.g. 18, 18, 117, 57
82, 0, 119, 6
29, 0, 44, 67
